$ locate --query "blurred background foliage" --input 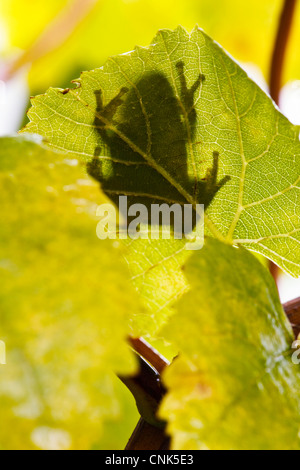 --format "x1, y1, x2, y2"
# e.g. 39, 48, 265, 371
0, 0, 300, 450
0, 0, 296, 93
